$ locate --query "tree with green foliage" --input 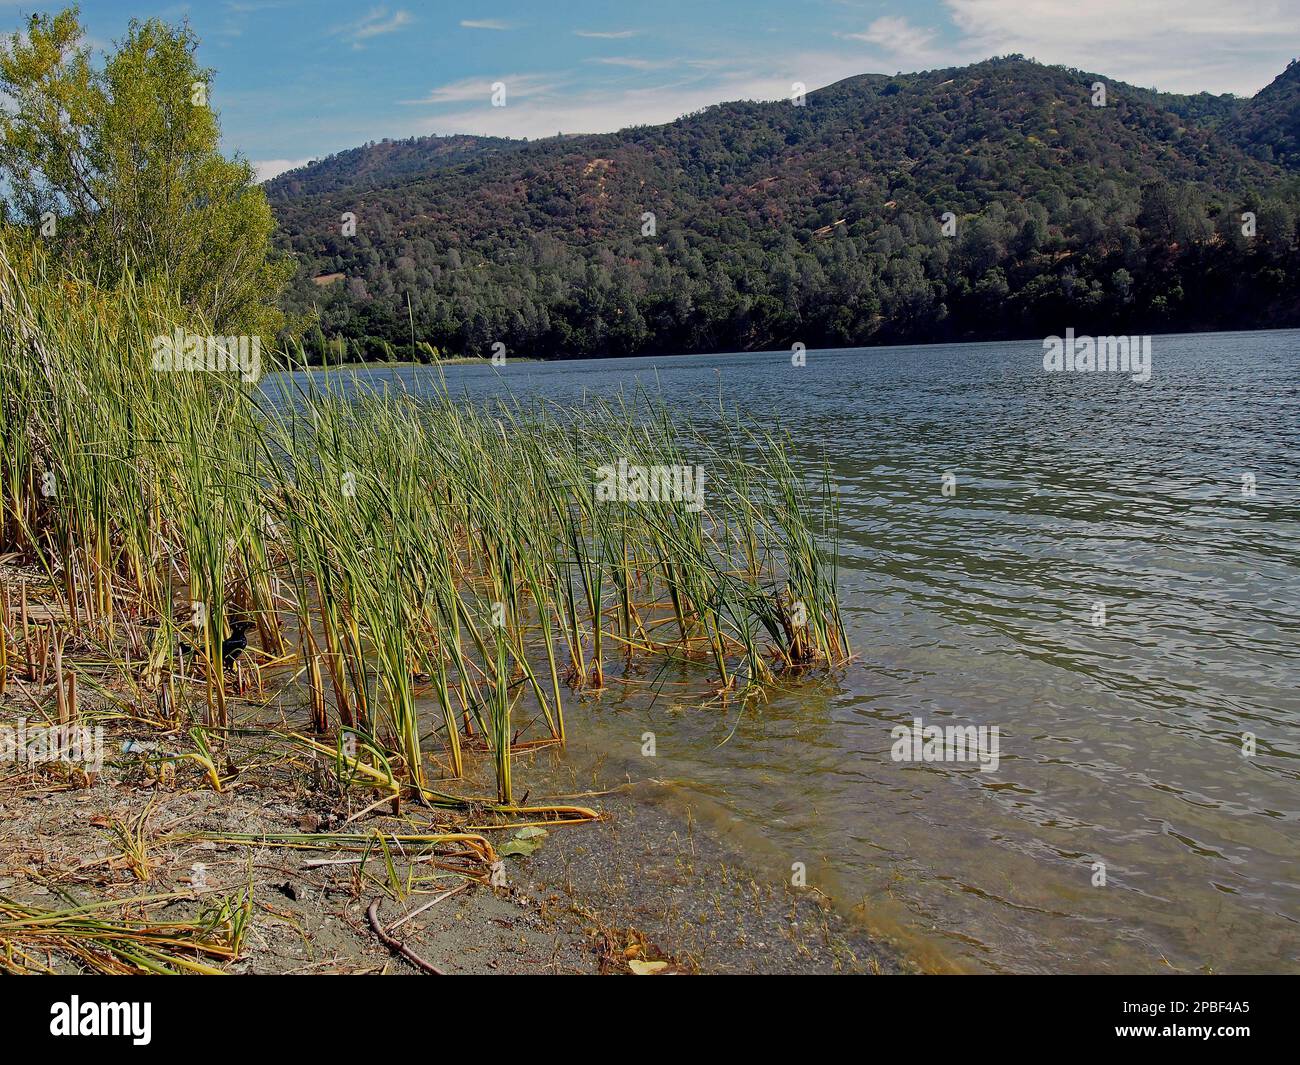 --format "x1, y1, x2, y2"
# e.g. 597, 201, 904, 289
0, 6, 291, 336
